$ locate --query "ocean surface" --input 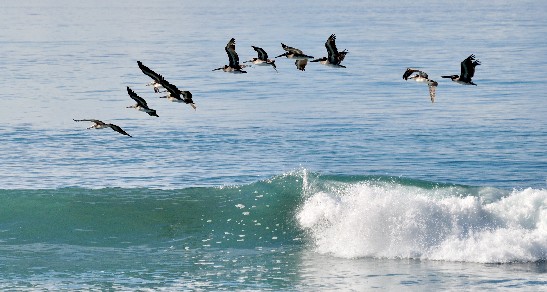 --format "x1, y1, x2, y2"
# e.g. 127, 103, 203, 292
1, 0, 546, 290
